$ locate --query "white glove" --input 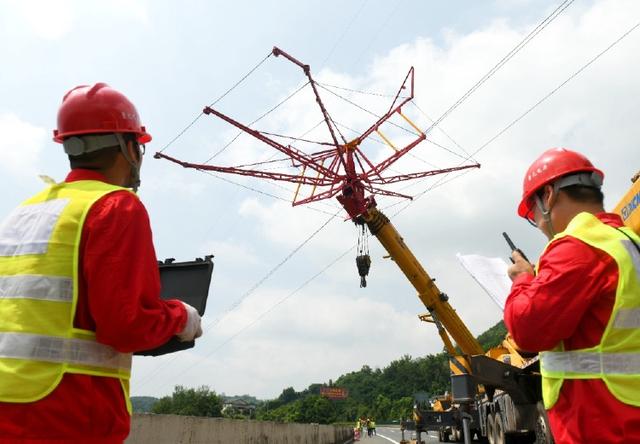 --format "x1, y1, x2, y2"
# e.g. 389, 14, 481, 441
176, 302, 203, 342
